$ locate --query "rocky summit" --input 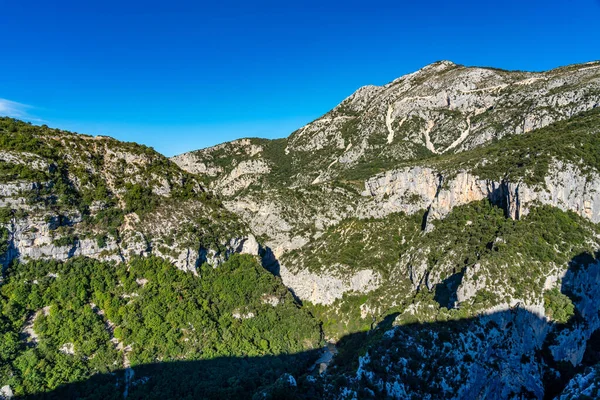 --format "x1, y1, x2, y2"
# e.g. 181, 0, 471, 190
2, 60, 600, 399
